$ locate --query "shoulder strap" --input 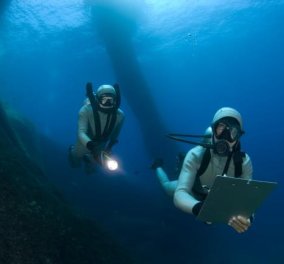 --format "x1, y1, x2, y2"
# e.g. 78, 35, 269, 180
86, 82, 101, 140
192, 148, 211, 201
222, 152, 233, 176
233, 151, 245, 177
113, 83, 121, 109
93, 108, 102, 140
232, 141, 245, 177
196, 148, 211, 177
101, 111, 118, 140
